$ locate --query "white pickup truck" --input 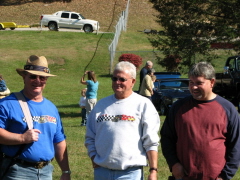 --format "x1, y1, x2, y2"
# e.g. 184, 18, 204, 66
40, 11, 100, 33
